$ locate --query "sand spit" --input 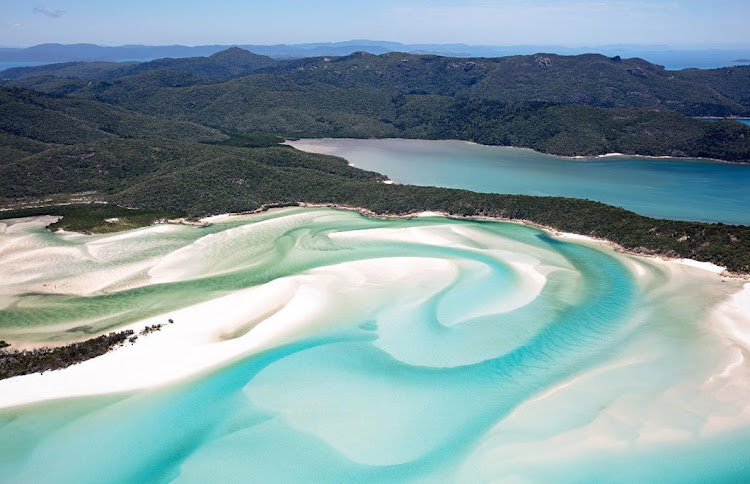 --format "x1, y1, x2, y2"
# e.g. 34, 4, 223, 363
167, 217, 212, 228
0, 254, 460, 409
